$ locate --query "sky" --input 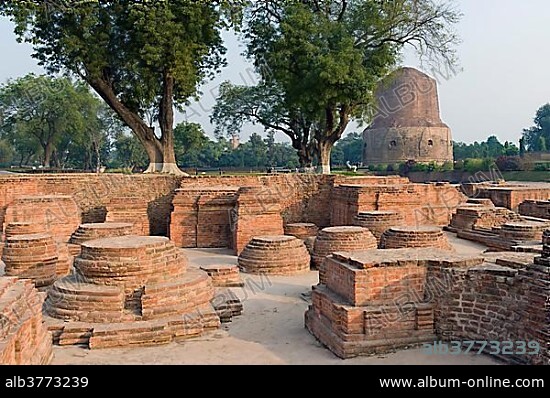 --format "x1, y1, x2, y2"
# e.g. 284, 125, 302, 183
1, 0, 549, 145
